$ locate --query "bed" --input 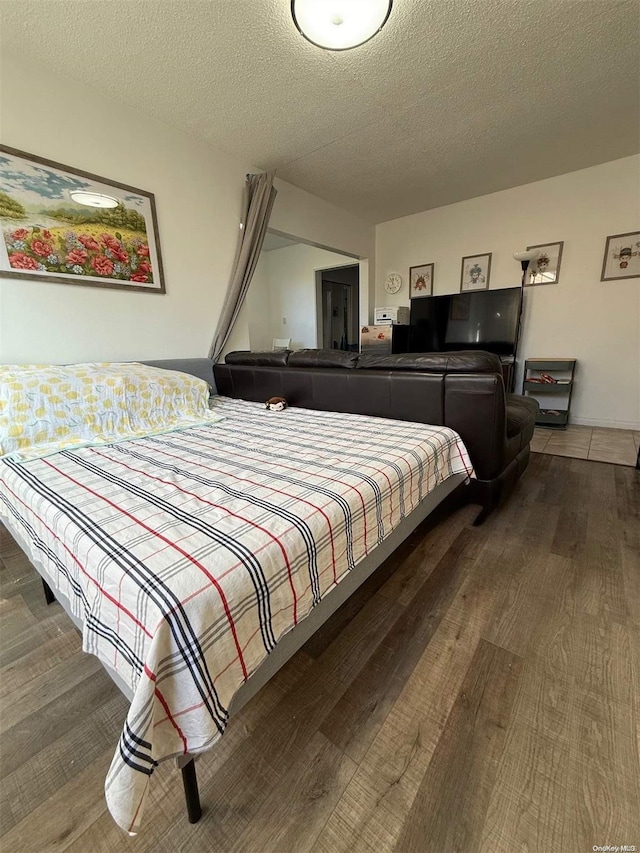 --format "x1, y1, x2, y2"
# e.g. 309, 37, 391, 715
0, 360, 473, 834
